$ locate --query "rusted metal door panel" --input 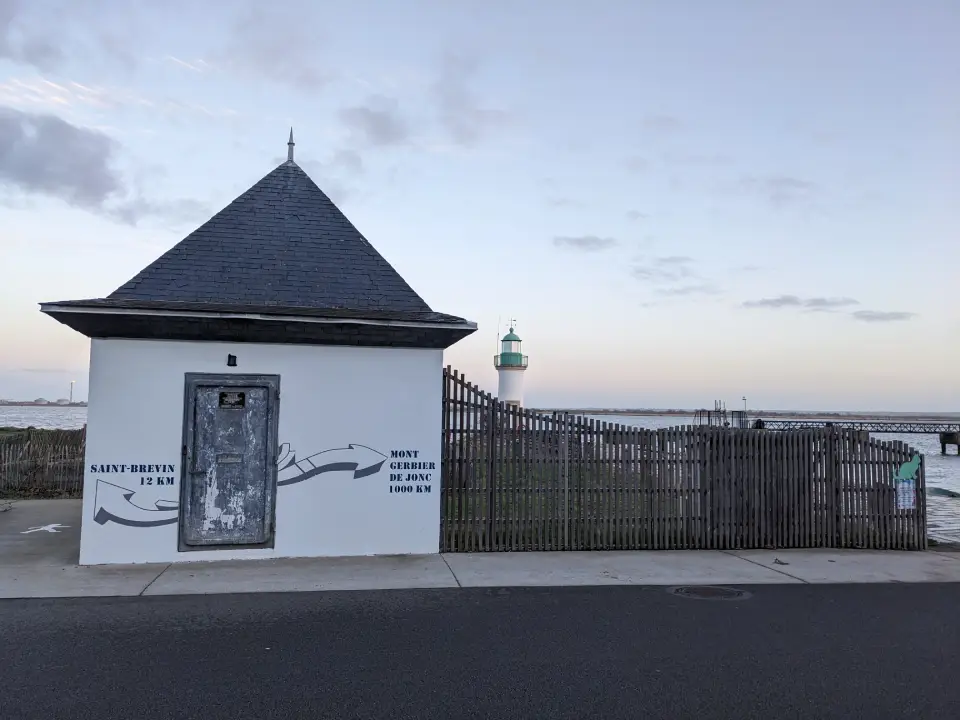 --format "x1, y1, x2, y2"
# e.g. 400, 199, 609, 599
180, 375, 279, 548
